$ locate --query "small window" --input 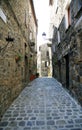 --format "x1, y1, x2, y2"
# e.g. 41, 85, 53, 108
57, 29, 60, 44
0, 8, 7, 23
68, 6, 71, 26
25, 10, 26, 26
49, 0, 54, 5
45, 61, 48, 67
0, 1, 2, 5
65, 5, 71, 29
46, 51, 49, 57
30, 31, 32, 40
55, 0, 58, 13
39, 46, 41, 51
